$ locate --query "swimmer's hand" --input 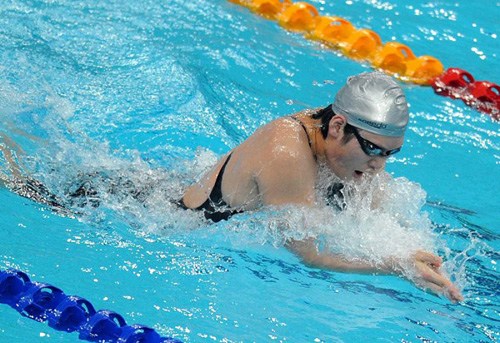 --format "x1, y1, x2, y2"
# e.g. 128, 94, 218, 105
394, 250, 464, 303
